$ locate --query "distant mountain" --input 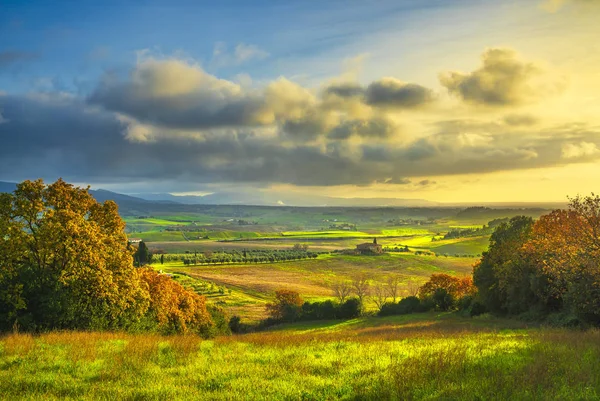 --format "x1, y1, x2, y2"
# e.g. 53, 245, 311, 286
89, 189, 150, 204
132, 190, 438, 207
